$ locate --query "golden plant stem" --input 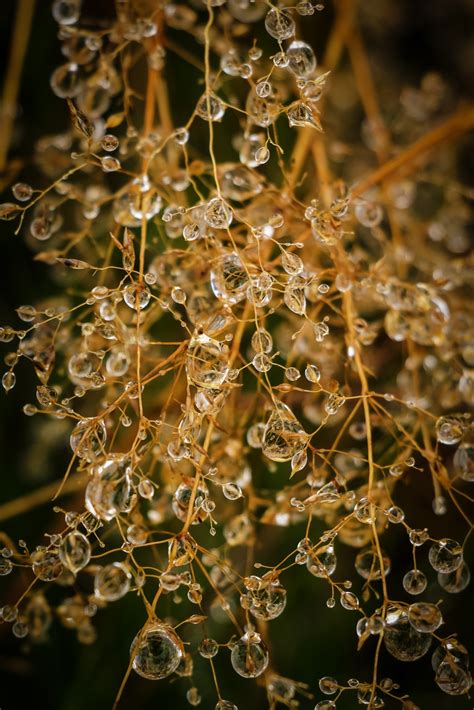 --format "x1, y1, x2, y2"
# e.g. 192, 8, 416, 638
116, 9, 227, 703
164, 37, 205, 72
352, 105, 474, 197
346, 20, 468, 550
308, 30, 392, 627
343, 292, 389, 623
0, 0, 36, 171
144, 69, 157, 138
155, 60, 179, 172
133, 307, 249, 696
0, 475, 85, 523
345, 27, 390, 162
139, 64, 158, 279
370, 634, 384, 705
193, 554, 243, 633
180, 299, 253, 536
49, 340, 187, 502
305, 399, 363, 537
311, 139, 333, 206
180, 0, 270, 537
407, 339, 443, 501
288, 0, 356, 188
112, 662, 134, 710
345, 19, 405, 270
155, 72, 173, 138
342, 25, 408, 704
